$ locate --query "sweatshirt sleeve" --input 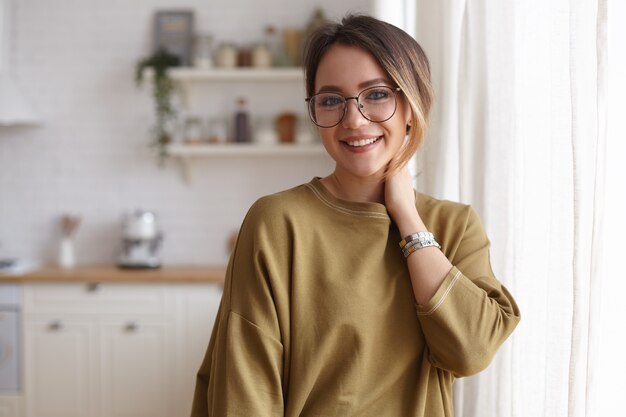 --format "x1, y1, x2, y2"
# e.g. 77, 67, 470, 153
415, 206, 520, 377
191, 198, 286, 417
